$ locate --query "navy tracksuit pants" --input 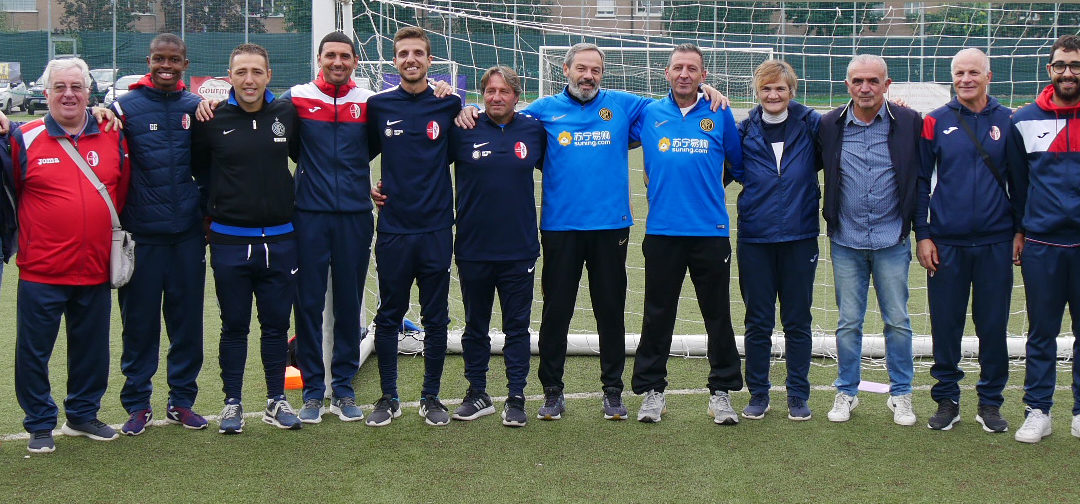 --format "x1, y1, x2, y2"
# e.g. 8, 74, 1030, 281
15, 280, 111, 432
118, 233, 206, 413
632, 235, 743, 394
737, 238, 817, 401
457, 259, 535, 398
928, 241, 1011, 407
210, 239, 297, 400
293, 210, 373, 402
1021, 240, 1080, 415
372, 229, 452, 399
